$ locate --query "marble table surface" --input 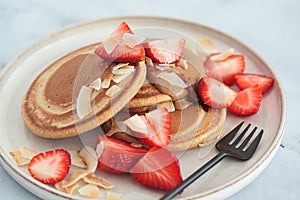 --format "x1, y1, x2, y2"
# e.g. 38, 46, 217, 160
1, 0, 299, 199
